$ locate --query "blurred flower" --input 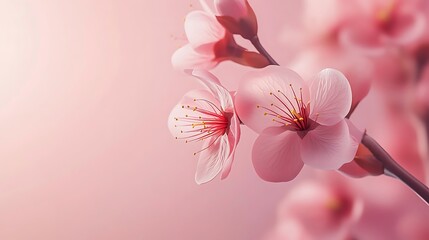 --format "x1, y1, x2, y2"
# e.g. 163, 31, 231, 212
415, 63, 429, 116
264, 172, 429, 240
265, 175, 363, 240
171, 3, 268, 70
339, 0, 427, 54
214, 0, 258, 40
168, 70, 240, 184
235, 66, 359, 182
